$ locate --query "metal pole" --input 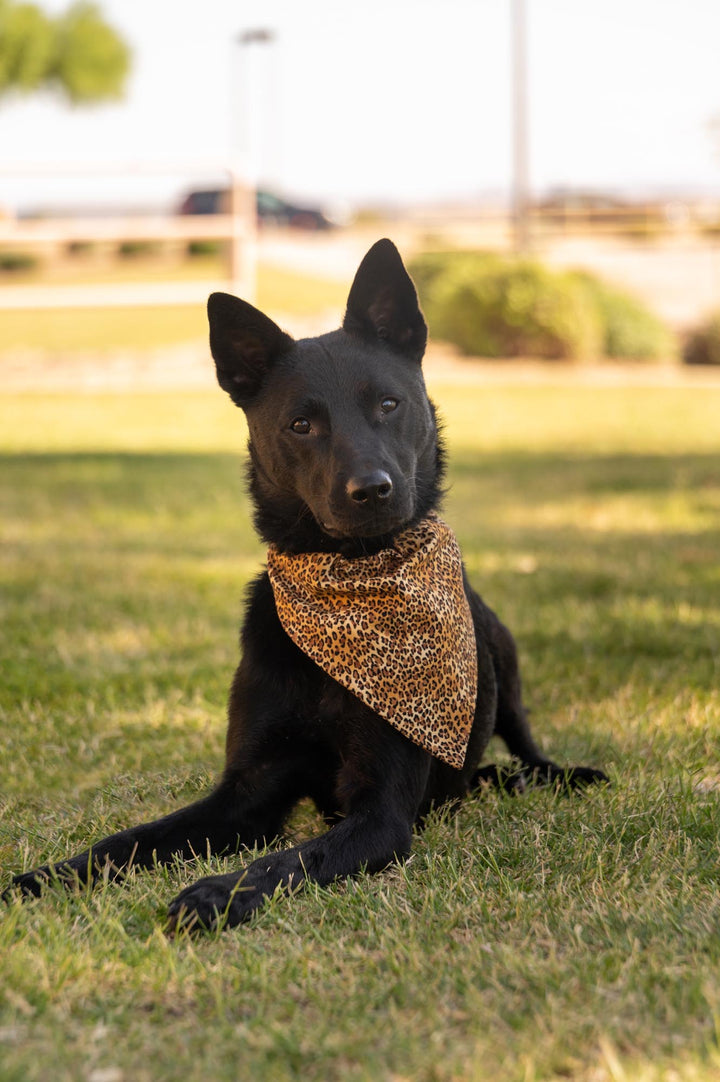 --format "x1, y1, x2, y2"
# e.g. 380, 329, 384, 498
511, 0, 530, 253
229, 28, 275, 299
